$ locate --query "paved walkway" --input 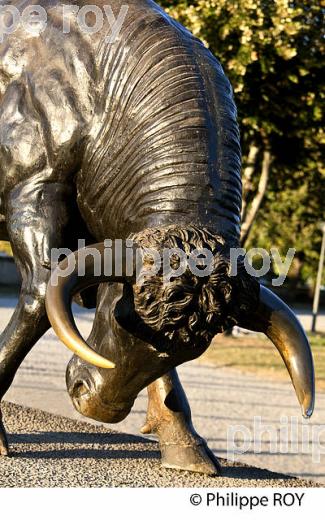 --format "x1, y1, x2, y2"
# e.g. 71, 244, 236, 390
1, 296, 325, 484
